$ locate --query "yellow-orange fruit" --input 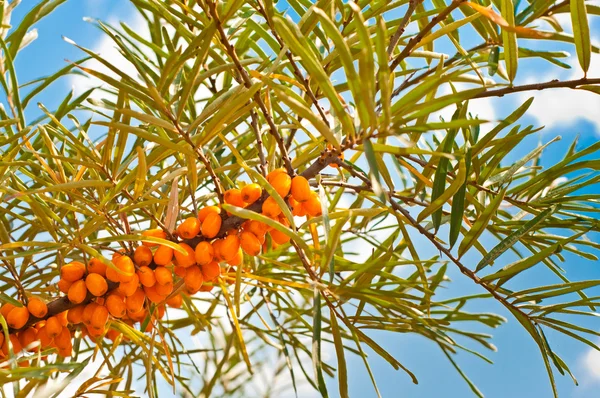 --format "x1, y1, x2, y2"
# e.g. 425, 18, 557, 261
166, 294, 182, 308
133, 245, 153, 267
262, 196, 281, 218
27, 298, 47, 318
114, 255, 135, 282
270, 229, 291, 245
144, 285, 166, 304
86, 273, 108, 297
1, 334, 22, 356
106, 294, 126, 318
142, 229, 167, 247
224, 188, 245, 207
46, 316, 62, 338
82, 303, 99, 325
57, 278, 72, 294
154, 267, 173, 286
157, 305, 166, 319
184, 266, 204, 293
174, 265, 187, 278
57, 311, 68, 327
106, 329, 121, 342
212, 239, 225, 262
67, 305, 85, 324
67, 280, 88, 304
127, 307, 146, 322
154, 245, 174, 266
220, 234, 240, 261
91, 305, 109, 329
117, 273, 140, 297
246, 220, 268, 237
174, 243, 196, 267
126, 289, 145, 313
155, 282, 173, 296
54, 327, 71, 350
87, 258, 107, 276
19, 327, 38, 352
177, 217, 201, 239
7, 307, 29, 330
289, 196, 306, 217
36, 326, 52, 348
271, 172, 292, 198
291, 175, 311, 202
105, 265, 120, 283
0, 304, 15, 319
240, 231, 261, 256
198, 205, 221, 222
266, 168, 286, 184
303, 193, 322, 217
61, 261, 85, 282
194, 241, 214, 266
227, 249, 243, 266
138, 266, 156, 287
201, 212, 222, 239
201, 261, 221, 282
58, 344, 72, 357
241, 183, 262, 204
